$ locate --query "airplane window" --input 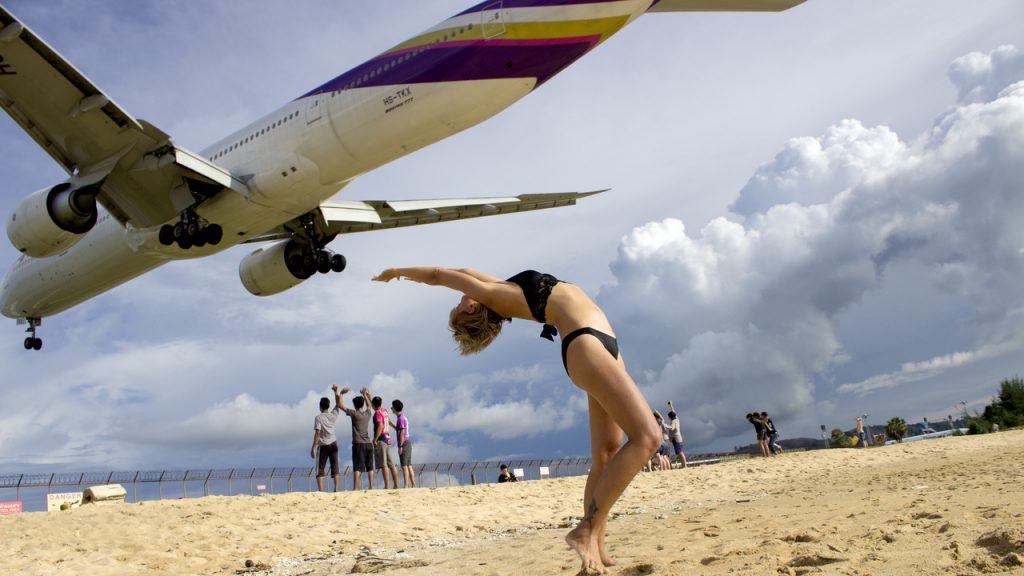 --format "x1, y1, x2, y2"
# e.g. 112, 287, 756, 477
468, 23, 473, 30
